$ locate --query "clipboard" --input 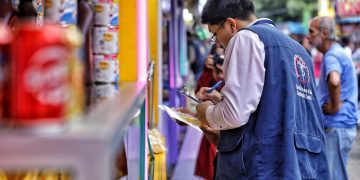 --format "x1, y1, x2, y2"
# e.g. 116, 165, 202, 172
177, 88, 200, 103
158, 105, 202, 131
